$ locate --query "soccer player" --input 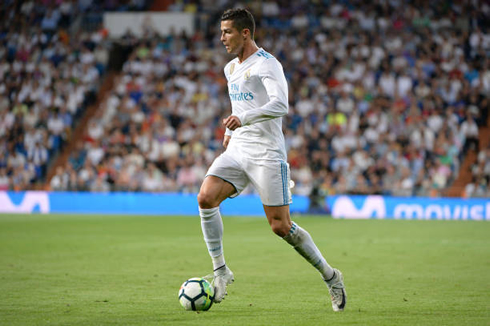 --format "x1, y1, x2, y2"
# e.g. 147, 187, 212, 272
197, 8, 347, 312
